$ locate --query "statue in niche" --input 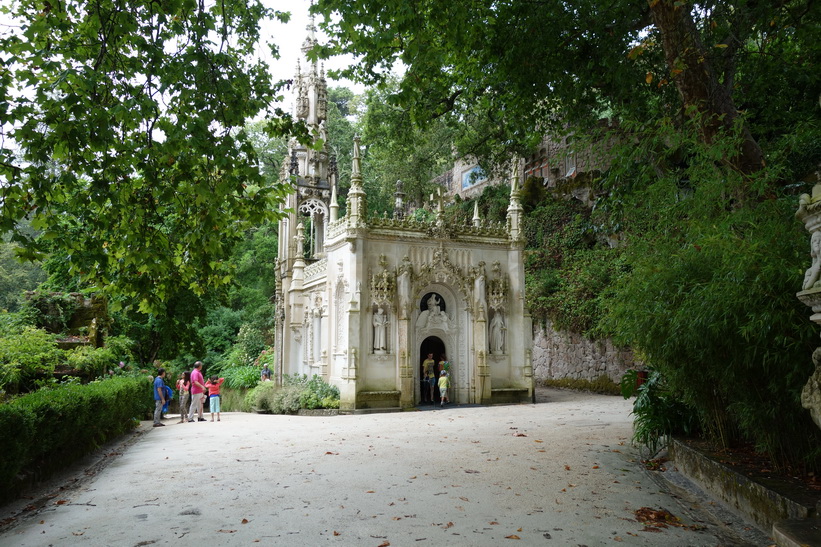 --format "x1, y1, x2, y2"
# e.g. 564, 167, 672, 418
427, 294, 441, 315
804, 231, 821, 290
373, 306, 389, 353
490, 311, 506, 354
416, 292, 449, 331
